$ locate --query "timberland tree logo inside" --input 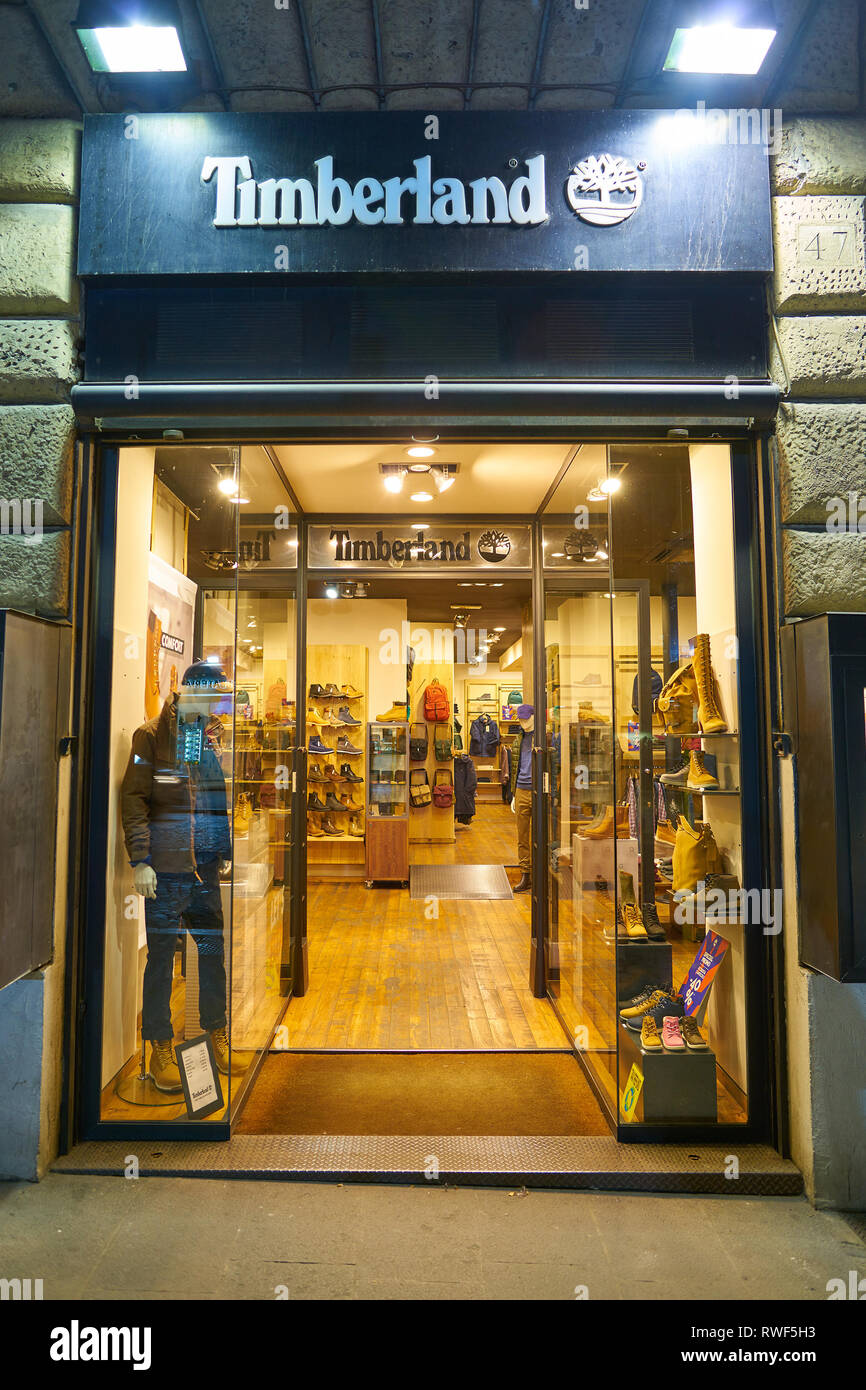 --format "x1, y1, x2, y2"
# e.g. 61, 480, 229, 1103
201, 153, 643, 229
